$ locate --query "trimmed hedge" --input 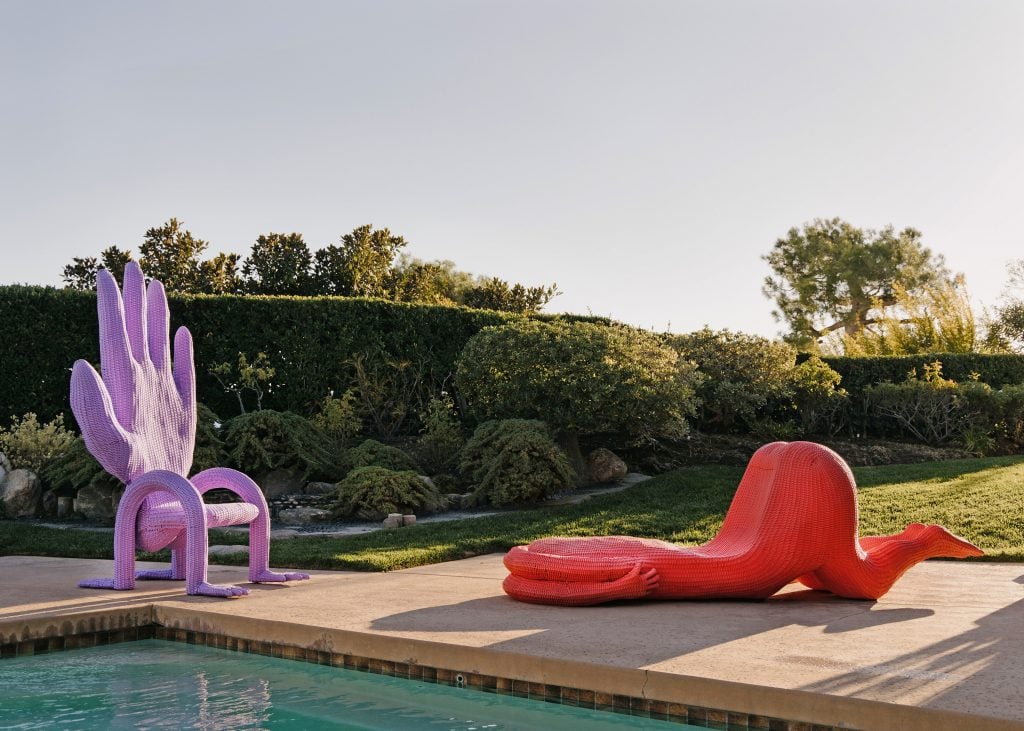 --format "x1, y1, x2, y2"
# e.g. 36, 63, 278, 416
0, 285, 612, 431
815, 354, 1024, 396
0, 286, 512, 426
